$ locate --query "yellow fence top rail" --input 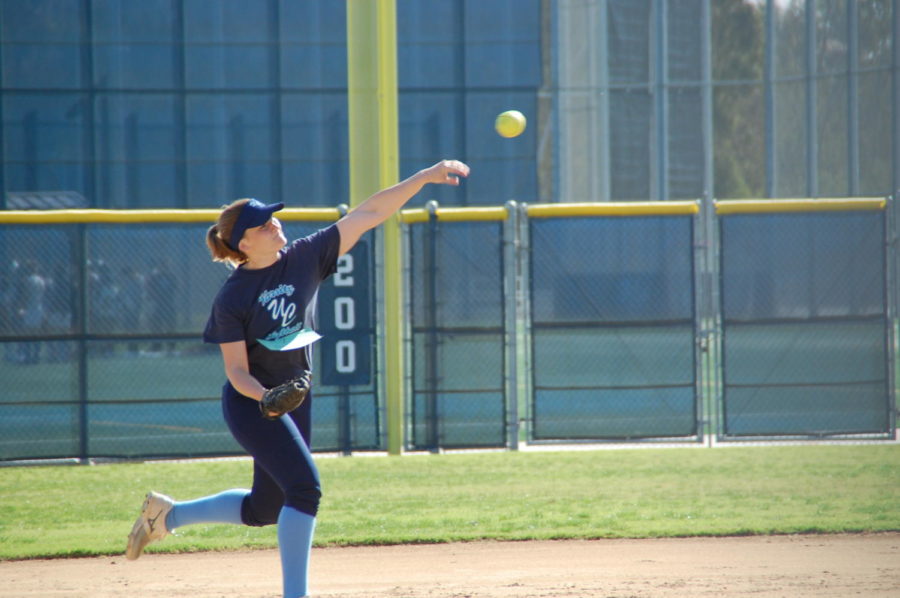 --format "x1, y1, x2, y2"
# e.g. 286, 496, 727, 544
399, 206, 508, 224
0, 207, 342, 224
7, 199, 884, 223
527, 201, 699, 218
715, 198, 887, 215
